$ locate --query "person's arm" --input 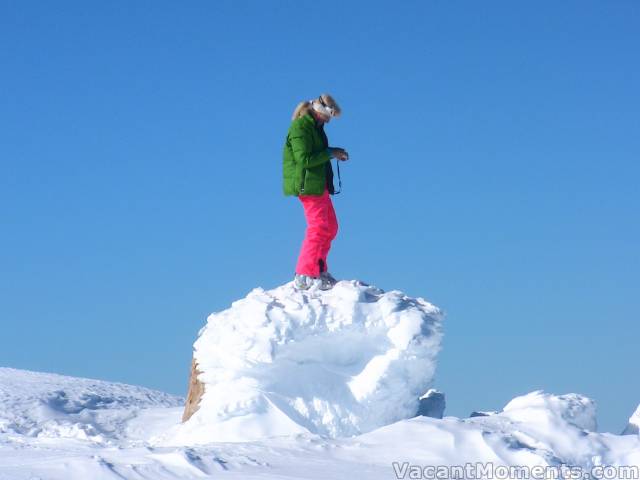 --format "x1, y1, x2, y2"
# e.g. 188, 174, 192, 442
289, 124, 331, 169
